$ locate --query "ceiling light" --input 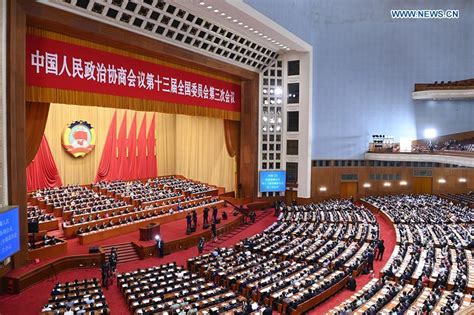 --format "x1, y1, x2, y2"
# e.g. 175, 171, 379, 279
424, 128, 437, 139
319, 186, 327, 192
199, 2, 205, 5
269, 126, 274, 132
238, 22, 243, 25
286, 48, 291, 51
259, 33, 263, 36
400, 181, 408, 186
276, 42, 280, 45
249, 28, 254, 31
244, 25, 248, 28
271, 40, 276, 43
277, 117, 282, 123
233, 19, 238, 22
276, 98, 282, 104
262, 116, 268, 122
363, 183, 371, 188
254, 30, 259, 34
220, 13, 226, 16
276, 126, 281, 132
262, 126, 267, 132
459, 178, 467, 183
383, 182, 391, 187
213, 9, 219, 13
263, 88, 268, 94
438, 178, 446, 184
263, 35, 267, 38
207, 6, 212, 9
275, 87, 282, 95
